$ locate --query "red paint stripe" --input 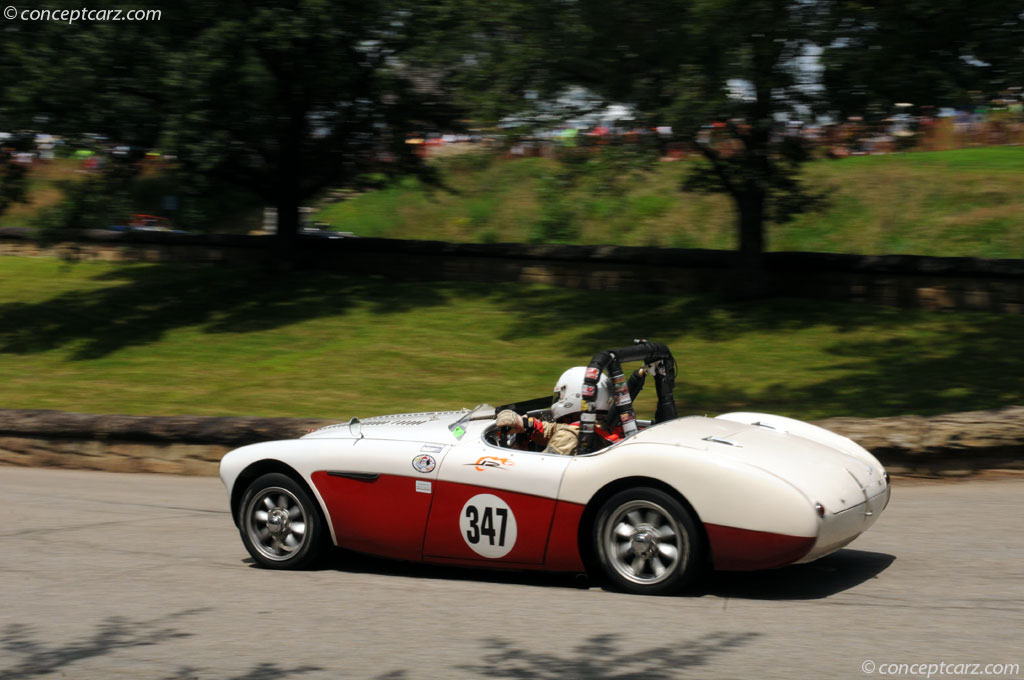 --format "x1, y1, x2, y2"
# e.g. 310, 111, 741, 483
704, 523, 816, 571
